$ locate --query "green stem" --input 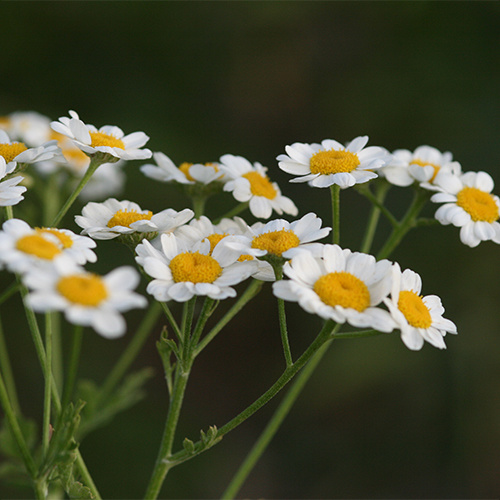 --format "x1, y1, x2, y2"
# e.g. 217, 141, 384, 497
4, 205, 14, 220
0, 281, 20, 306
330, 184, 340, 245
190, 297, 216, 351
61, 325, 84, 410
43, 170, 62, 227
159, 301, 182, 342
273, 265, 292, 367
42, 314, 53, 459
50, 312, 63, 394
214, 202, 249, 224
192, 196, 207, 219
51, 153, 110, 227
0, 314, 21, 415
194, 279, 263, 356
